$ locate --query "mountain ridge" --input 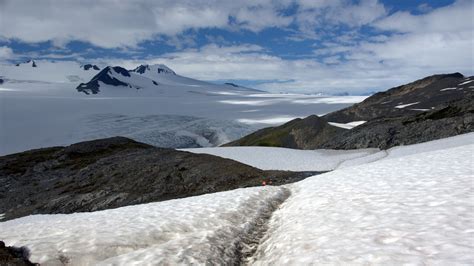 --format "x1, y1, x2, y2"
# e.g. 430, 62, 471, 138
225, 73, 474, 149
